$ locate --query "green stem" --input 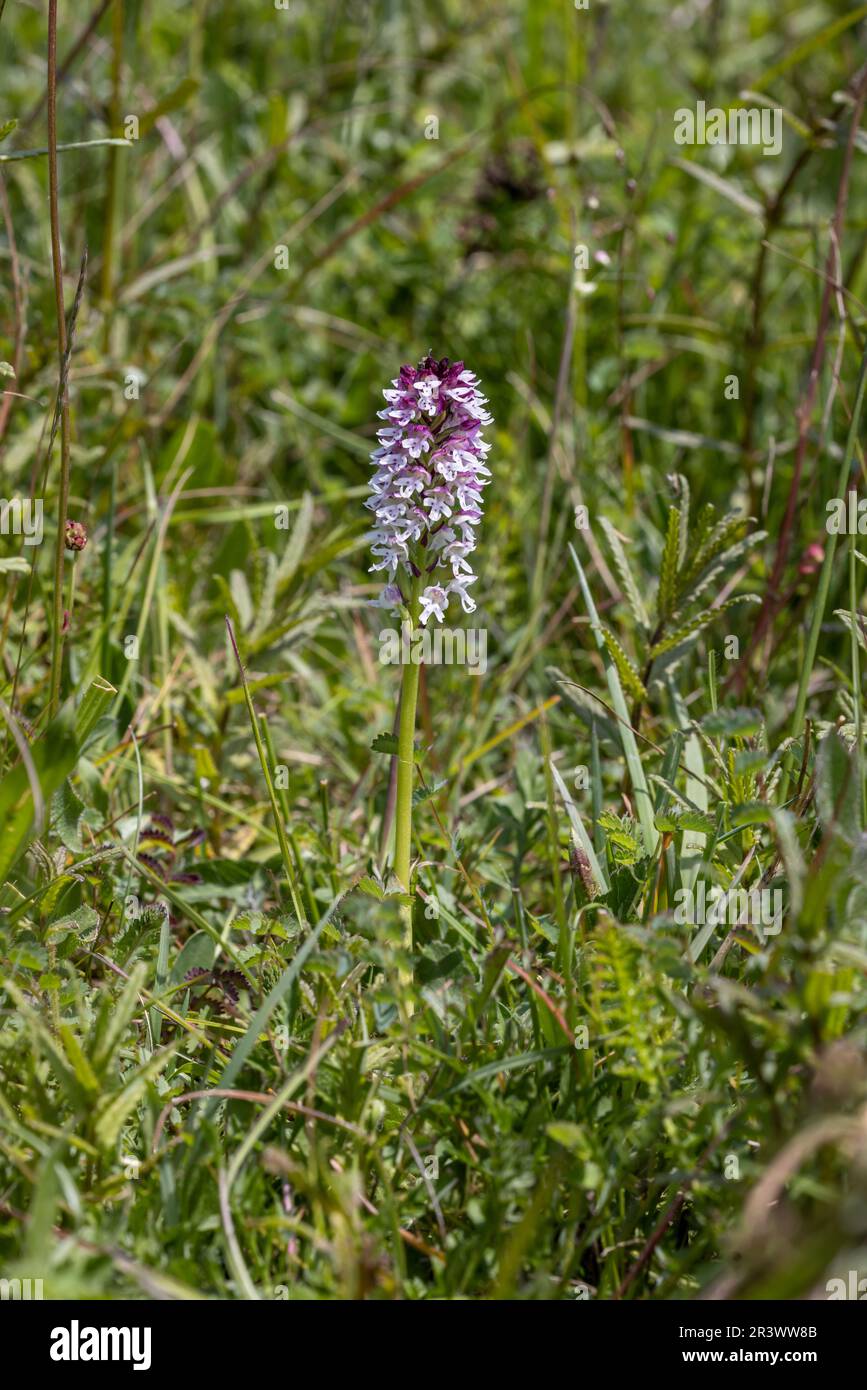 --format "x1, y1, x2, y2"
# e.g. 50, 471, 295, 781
393, 592, 421, 979
225, 617, 307, 928
65, 553, 77, 630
